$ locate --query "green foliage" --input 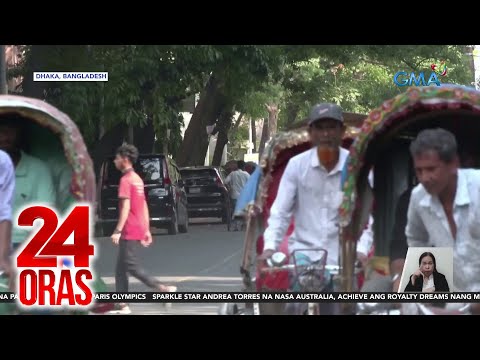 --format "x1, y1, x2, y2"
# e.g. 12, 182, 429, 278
277, 45, 474, 129
10, 45, 474, 152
